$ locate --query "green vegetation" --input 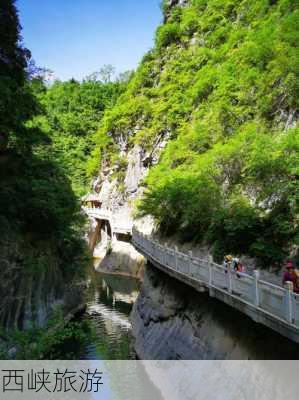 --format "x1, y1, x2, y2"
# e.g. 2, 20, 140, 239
0, 307, 93, 359
0, 0, 90, 337
94, 0, 298, 267
0, 0, 36, 153
1, 0, 298, 360
0, 1, 88, 274
33, 76, 128, 196
0, 1, 125, 342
